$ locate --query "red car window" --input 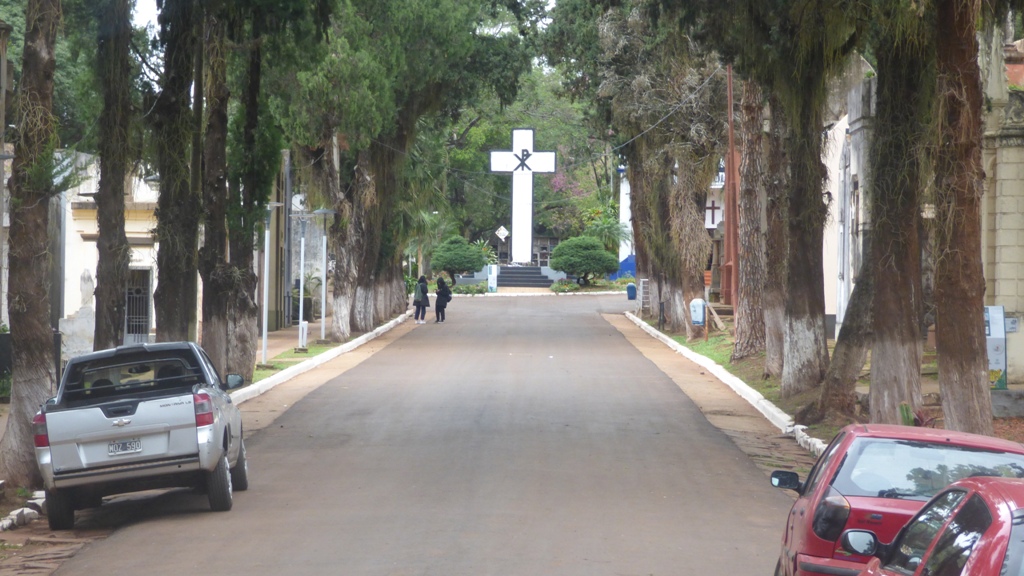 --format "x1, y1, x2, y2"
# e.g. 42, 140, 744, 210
805, 431, 847, 494
921, 494, 991, 576
884, 489, 967, 574
830, 438, 1024, 500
